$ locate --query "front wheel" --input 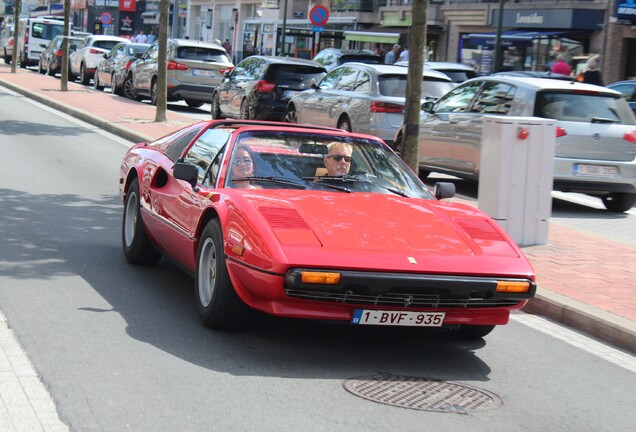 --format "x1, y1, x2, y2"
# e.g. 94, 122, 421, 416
196, 219, 249, 329
122, 178, 162, 265
124, 74, 136, 100
240, 99, 251, 120
80, 63, 90, 85
283, 106, 298, 123
93, 72, 104, 90
150, 79, 158, 106
186, 100, 204, 108
111, 73, 121, 95
601, 192, 636, 212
